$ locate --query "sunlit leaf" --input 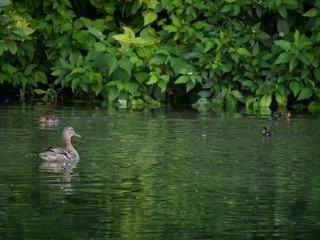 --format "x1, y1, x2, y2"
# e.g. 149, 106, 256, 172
275, 92, 287, 106
274, 52, 292, 64
303, 8, 318, 18
171, 14, 181, 27
174, 75, 190, 84
260, 94, 272, 107
71, 78, 81, 92
143, 11, 157, 25
146, 74, 159, 85
231, 90, 244, 100
163, 25, 178, 33
71, 67, 86, 74
192, 21, 206, 29
7, 41, 17, 54
157, 80, 167, 93
237, 47, 250, 55
274, 40, 291, 50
